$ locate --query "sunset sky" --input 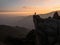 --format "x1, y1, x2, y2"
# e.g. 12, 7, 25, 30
0, 0, 60, 15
